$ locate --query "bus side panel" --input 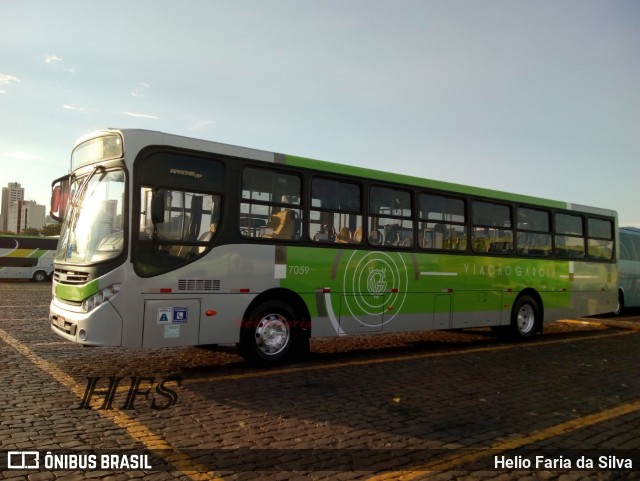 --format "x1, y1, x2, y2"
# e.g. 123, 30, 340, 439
284, 246, 617, 335
129, 245, 280, 346
0, 266, 28, 279
198, 293, 258, 345
620, 259, 640, 308
142, 299, 200, 348
451, 291, 502, 329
